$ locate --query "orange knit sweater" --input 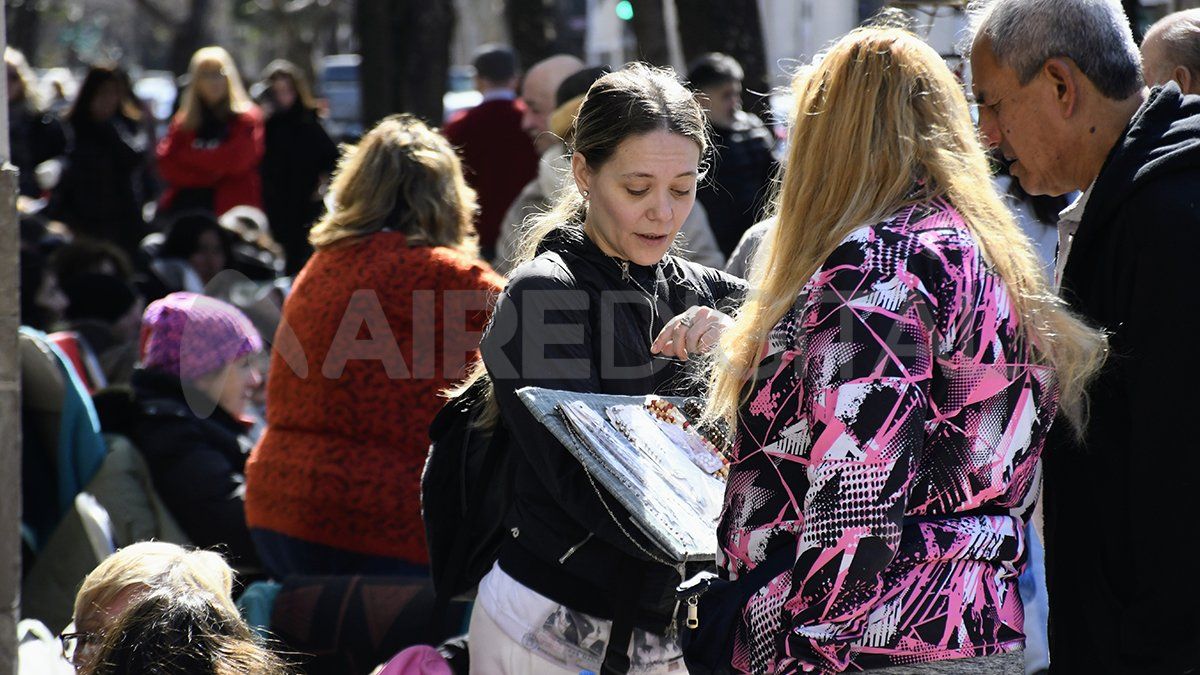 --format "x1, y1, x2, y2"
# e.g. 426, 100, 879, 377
245, 233, 503, 563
